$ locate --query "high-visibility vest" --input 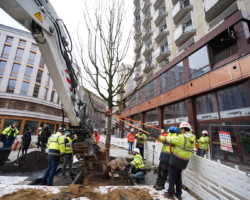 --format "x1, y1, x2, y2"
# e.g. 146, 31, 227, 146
2, 126, 19, 137
131, 153, 145, 169
135, 133, 147, 144
47, 132, 65, 156
169, 132, 196, 160
127, 132, 135, 142
198, 136, 209, 150
65, 137, 73, 154
158, 133, 177, 153
38, 130, 42, 135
